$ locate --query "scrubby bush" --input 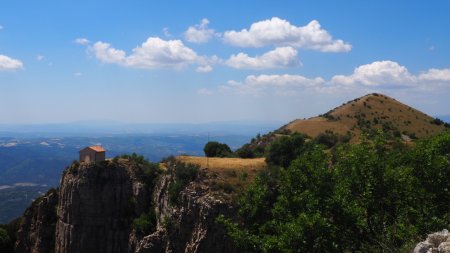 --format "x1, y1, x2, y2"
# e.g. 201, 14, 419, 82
314, 130, 339, 148
235, 144, 255, 158
132, 210, 156, 235
203, 141, 233, 157
266, 133, 307, 168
